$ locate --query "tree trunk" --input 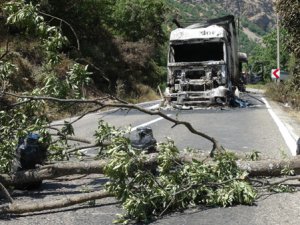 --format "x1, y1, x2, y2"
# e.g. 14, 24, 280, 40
236, 157, 300, 176
0, 160, 107, 187
1, 155, 300, 187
